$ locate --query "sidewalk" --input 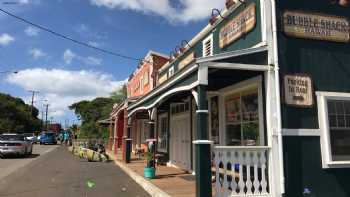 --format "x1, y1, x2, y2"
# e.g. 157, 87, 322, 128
107, 150, 195, 197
